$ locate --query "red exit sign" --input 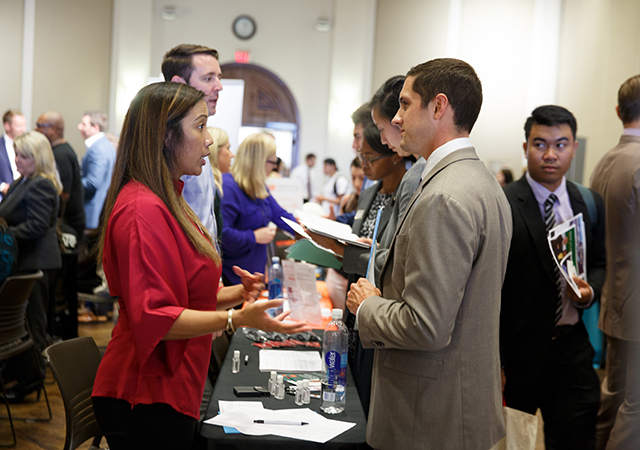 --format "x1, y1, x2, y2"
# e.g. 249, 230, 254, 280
235, 50, 251, 63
